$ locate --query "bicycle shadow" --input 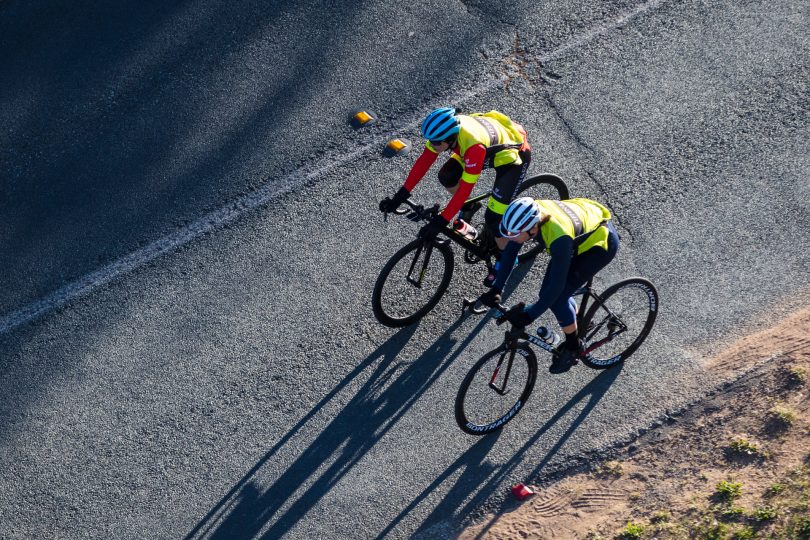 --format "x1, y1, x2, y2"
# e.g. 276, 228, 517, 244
185, 307, 494, 539
384, 362, 623, 538
374, 431, 504, 539
183, 323, 416, 539
184, 246, 549, 539
465, 364, 625, 539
